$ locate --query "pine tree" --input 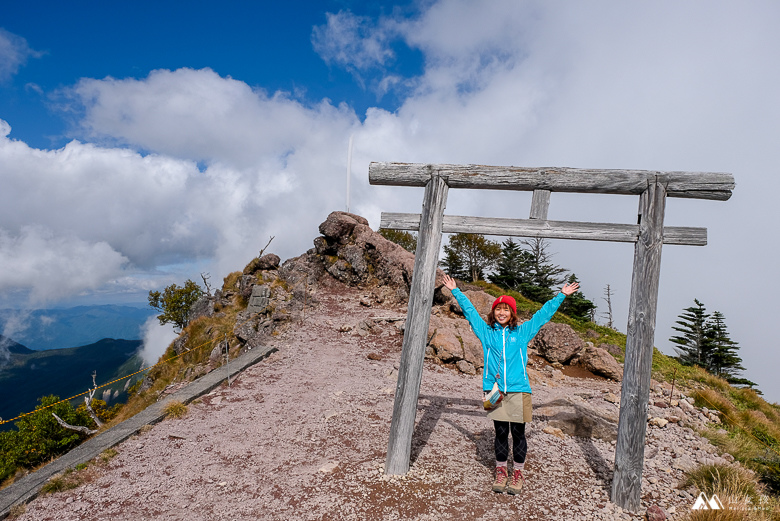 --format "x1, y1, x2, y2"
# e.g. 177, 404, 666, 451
518, 238, 567, 303
440, 246, 467, 280
490, 238, 532, 291
708, 311, 746, 381
558, 274, 596, 322
670, 299, 713, 368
